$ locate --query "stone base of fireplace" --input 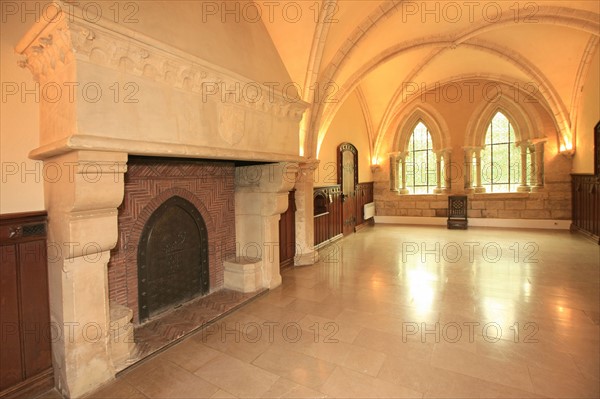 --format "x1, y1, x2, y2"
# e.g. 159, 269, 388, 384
223, 258, 263, 293
123, 288, 266, 370
109, 303, 134, 370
